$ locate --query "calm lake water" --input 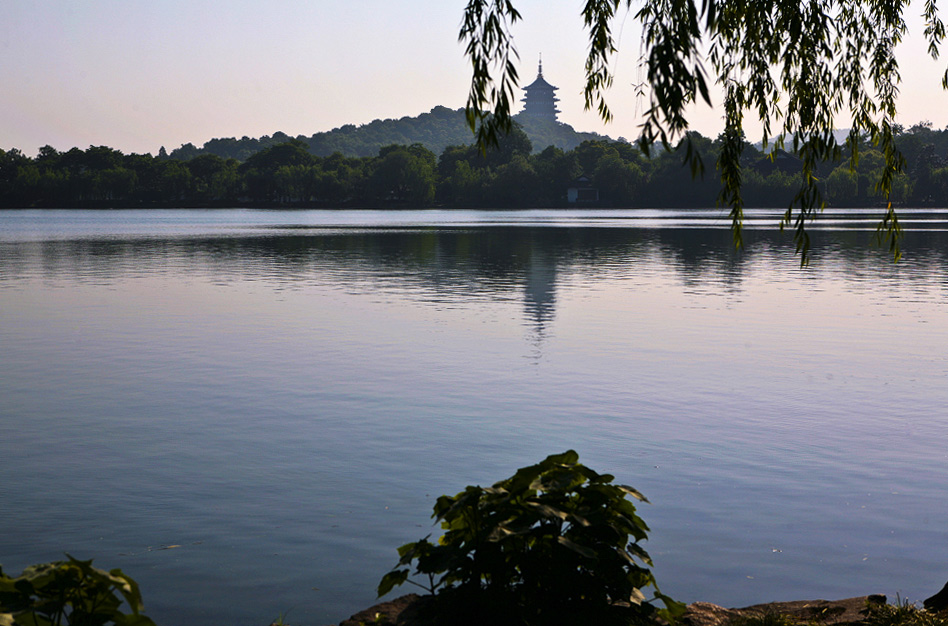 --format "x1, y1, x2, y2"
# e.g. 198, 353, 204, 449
2, 209, 947, 626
